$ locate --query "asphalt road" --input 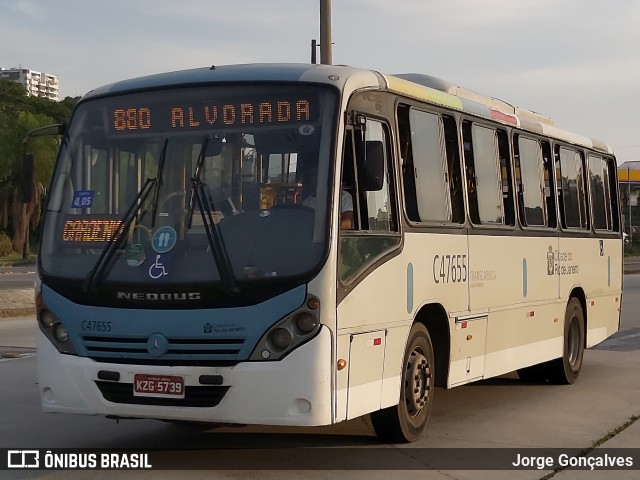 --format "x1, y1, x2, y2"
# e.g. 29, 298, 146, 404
1, 277, 639, 479
0, 266, 35, 290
